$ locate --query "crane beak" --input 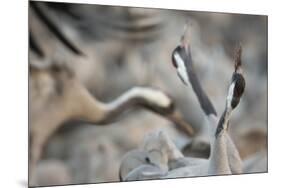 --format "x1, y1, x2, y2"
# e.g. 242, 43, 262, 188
166, 110, 194, 137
